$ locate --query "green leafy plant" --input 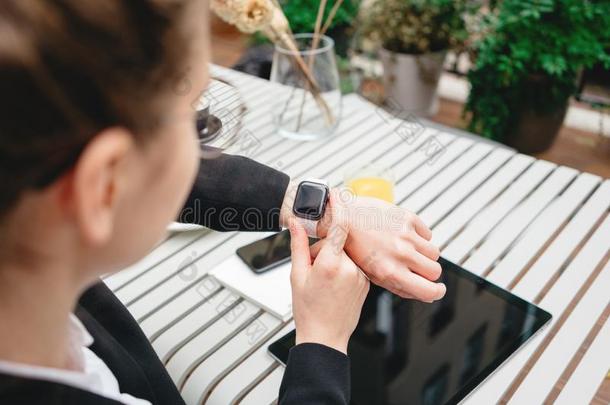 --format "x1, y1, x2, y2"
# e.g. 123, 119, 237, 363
251, 0, 359, 46
280, 0, 360, 34
359, 0, 472, 54
465, 0, 610, 141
